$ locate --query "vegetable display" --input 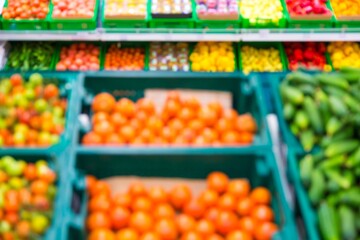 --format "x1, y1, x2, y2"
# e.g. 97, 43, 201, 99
2, 0, 49, 19
0, 156, 57, 239
104, 0, 147, 19
240, 0, 284, 26
6, 42, 55, 71
104, 44, 145, 71
82, 91, 257, 146
86, 172, 279, 240
327, 42, 360, 70
0, 73, 67, 147
330, 0, 360, 18
51, 0, 95, 18
196, 0, 239, 20
286, 0, 332, 17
